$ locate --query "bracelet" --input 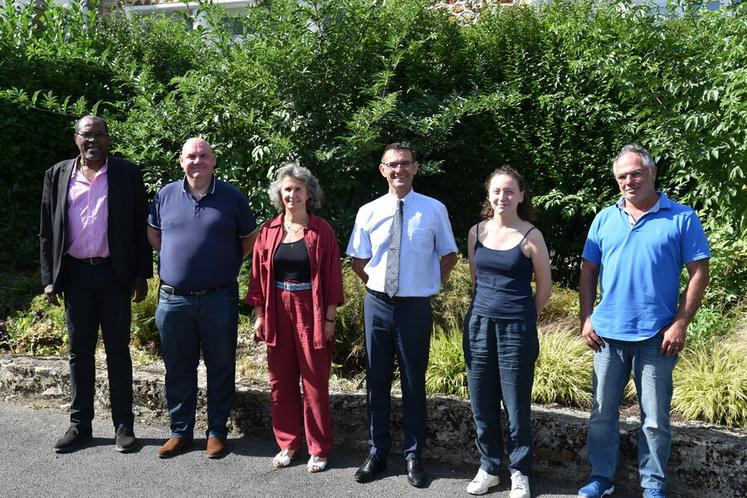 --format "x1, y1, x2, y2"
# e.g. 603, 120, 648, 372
256, 315, 264, 319
325, 318, 335, 323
